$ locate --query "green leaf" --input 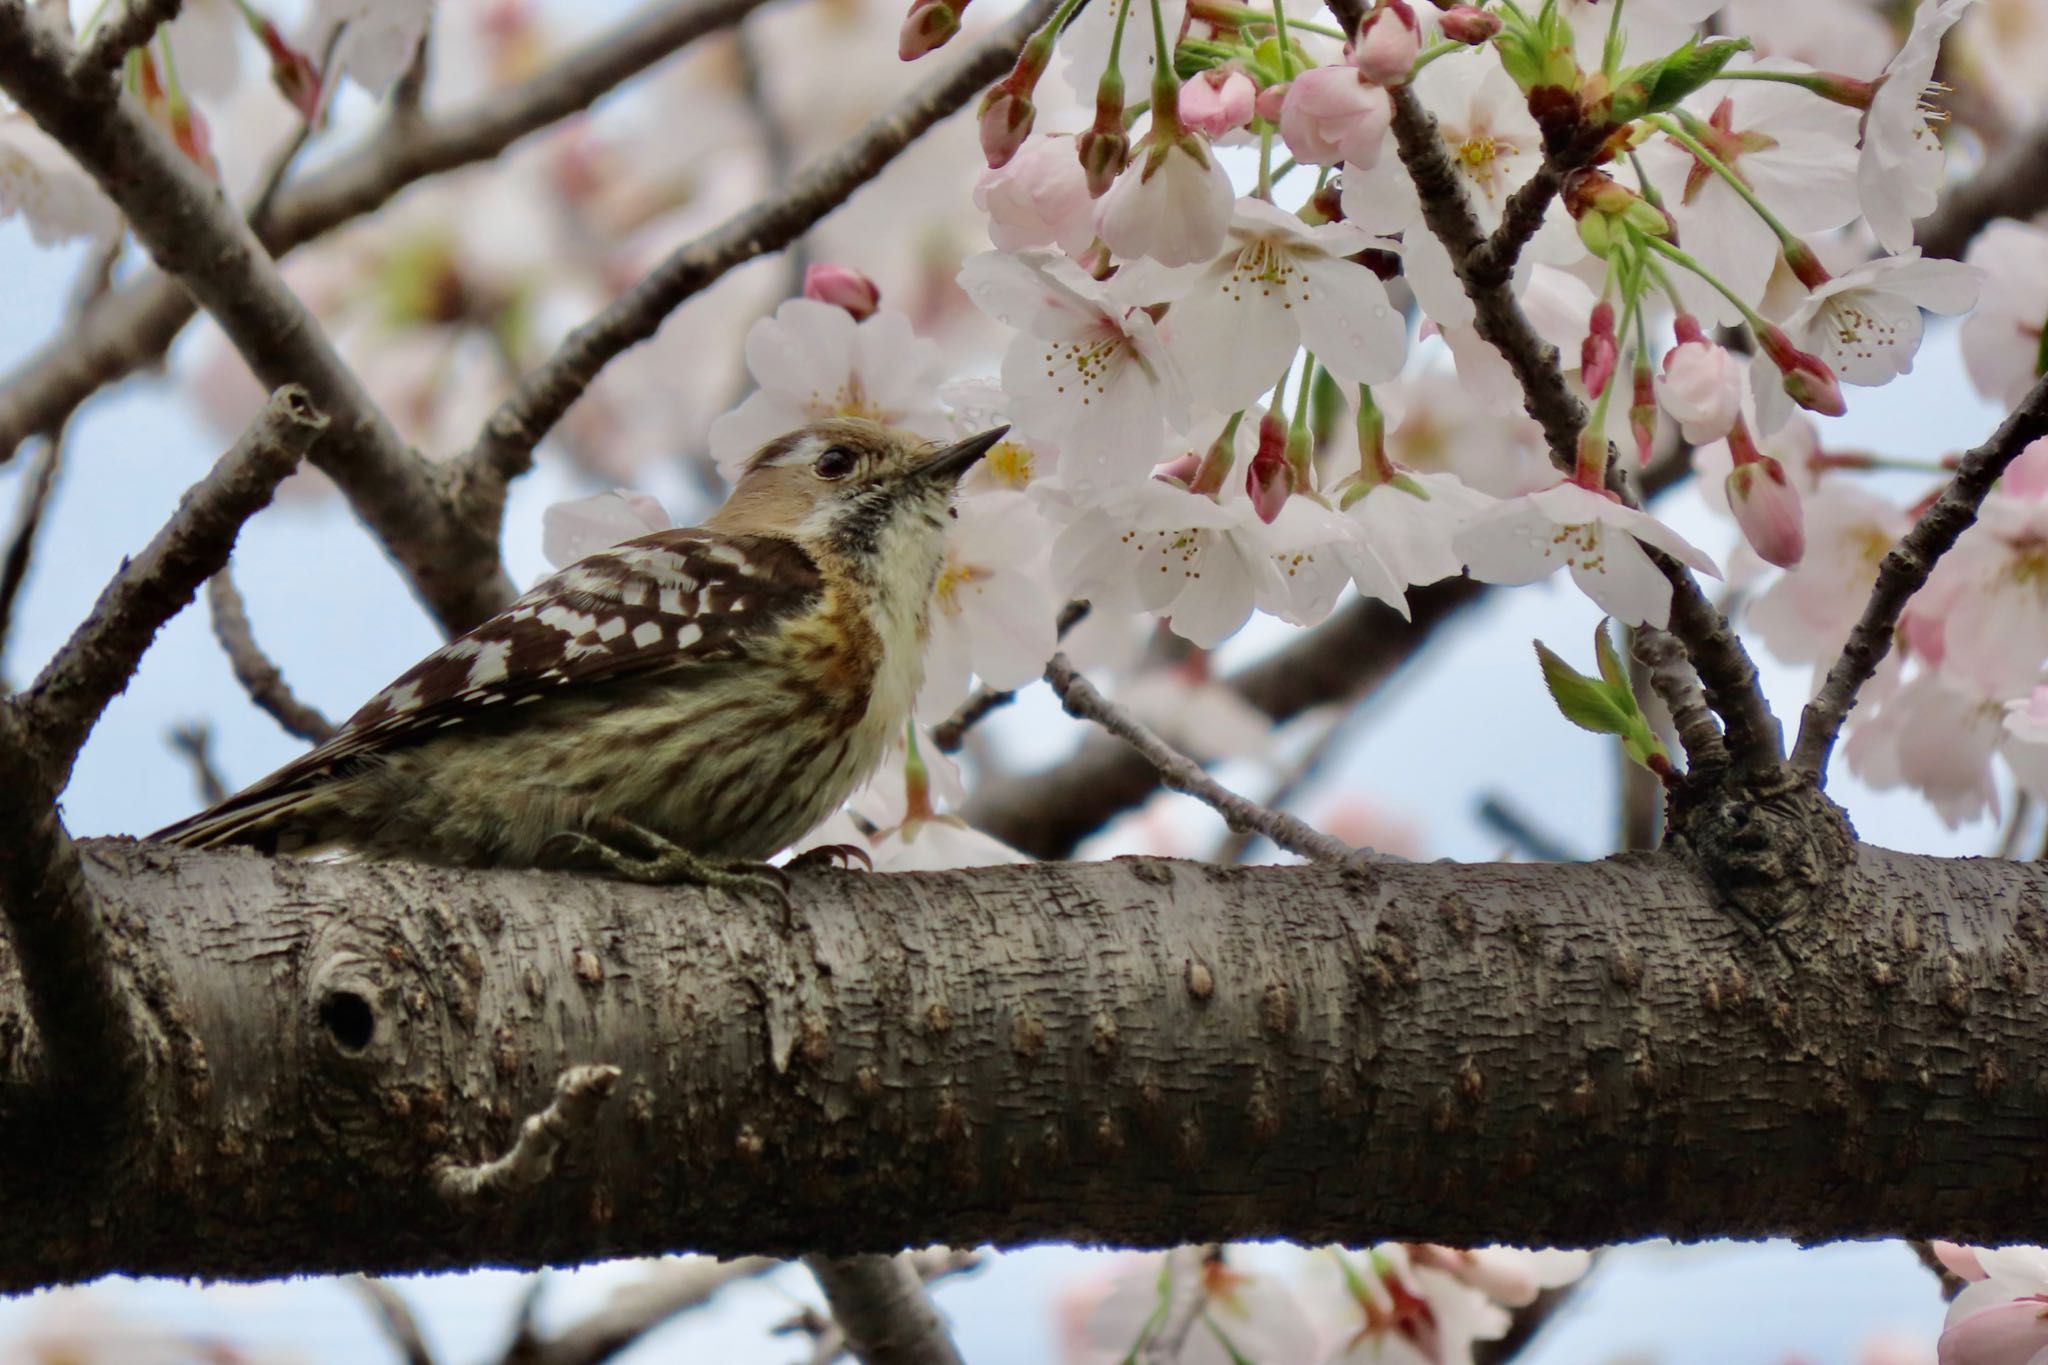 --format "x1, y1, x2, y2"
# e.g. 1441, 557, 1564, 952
1607, 37, 1751, 124
1535, 640, 1633, 737
1593, 619, 1629, 693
